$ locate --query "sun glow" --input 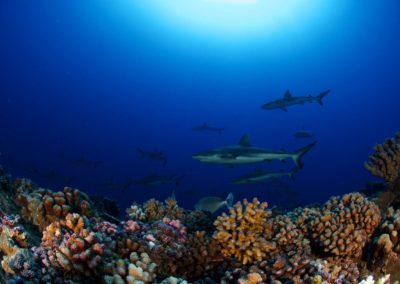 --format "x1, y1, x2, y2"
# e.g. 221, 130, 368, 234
135, 0, 324, 39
